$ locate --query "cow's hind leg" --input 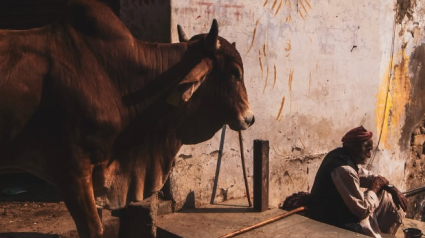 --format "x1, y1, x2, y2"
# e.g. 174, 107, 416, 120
59, 174, 103, 238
